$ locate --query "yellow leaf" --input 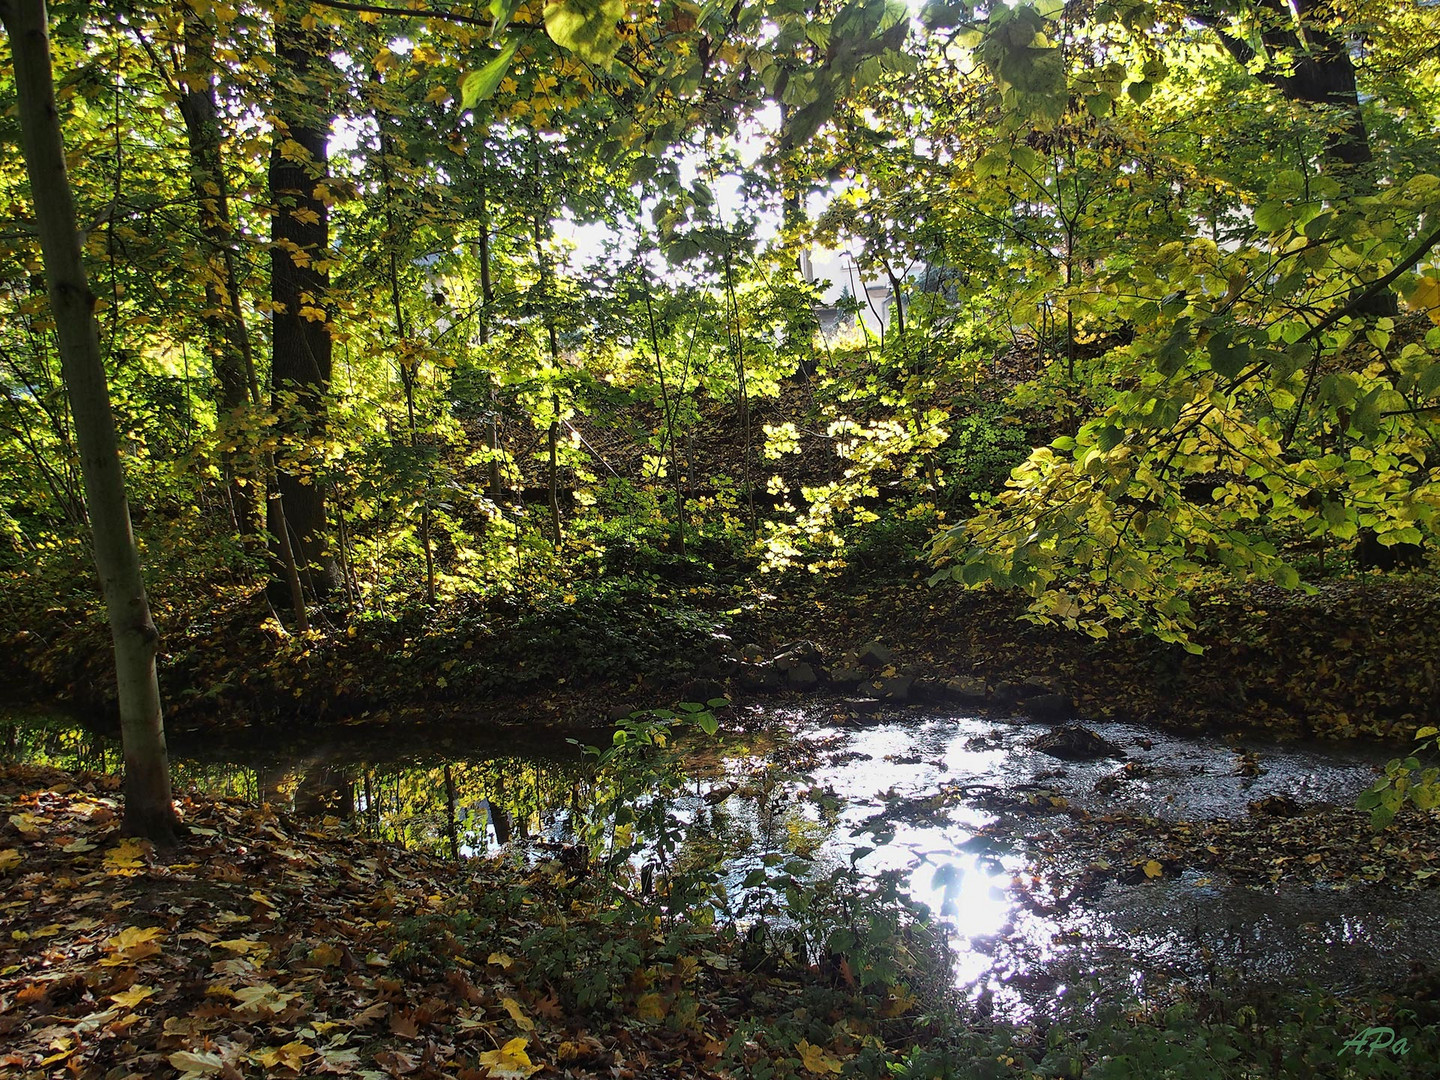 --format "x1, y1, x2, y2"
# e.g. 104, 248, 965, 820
477, 1036, 540, 1078
31, 923, 61, 938
8, 812, 40, 835
797, 1039, 843, 1075
1407, 275, 1440, 323
881, 983, 918, 1017
488, 951, 515, 969
290, 207, 321, 226
215, 938, 270, 958
500, 996, 535, 1031
168, 1050, 225, 1076
110, 984, 156, 1008
635, 992, 667, 1022
0, 848, 23, 872
253, 1041, 315, 1069
105, 838, 147, 871
310, 942, 343, 966
1143, 859, 1164, 879
103, 925, 164, 965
